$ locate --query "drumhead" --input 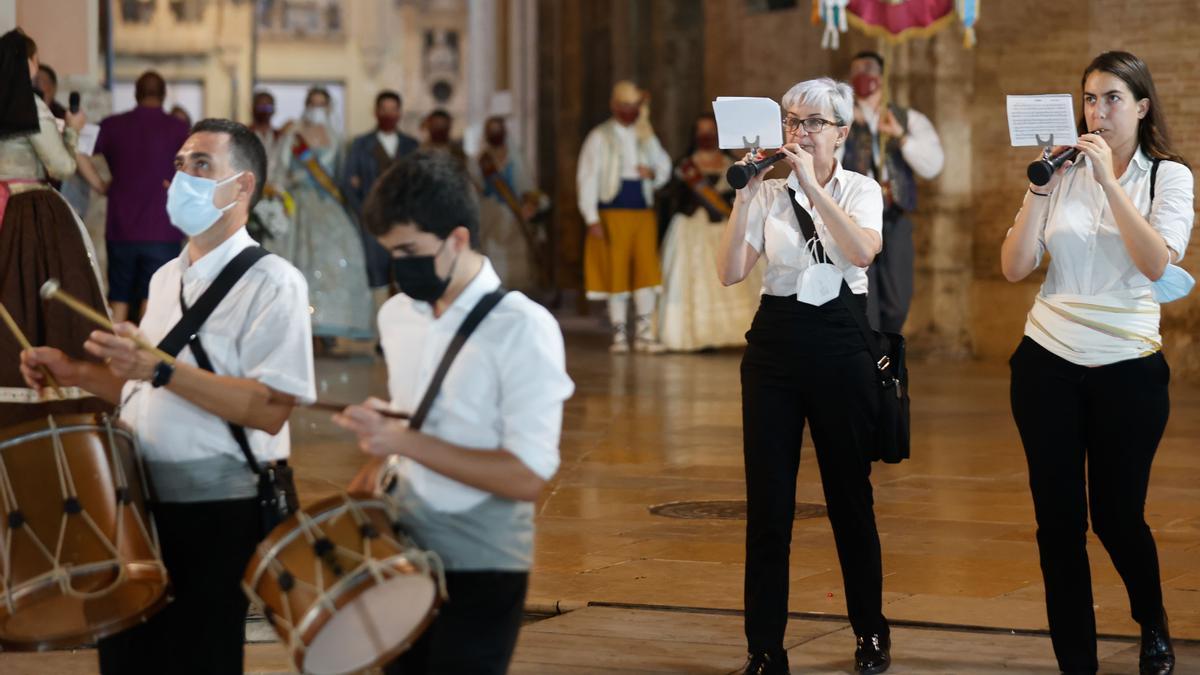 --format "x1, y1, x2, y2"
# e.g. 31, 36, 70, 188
302, 572, 438, 674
